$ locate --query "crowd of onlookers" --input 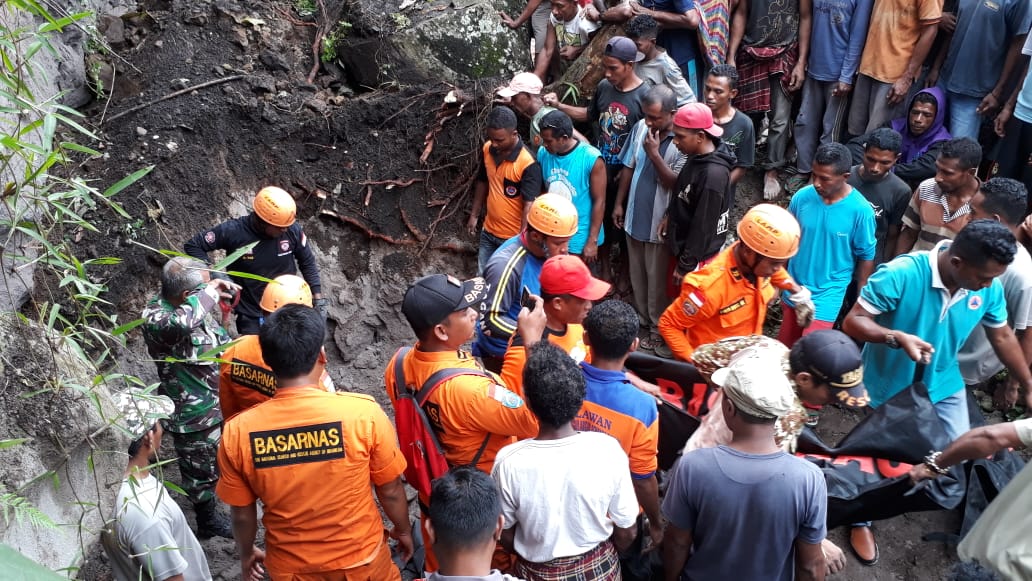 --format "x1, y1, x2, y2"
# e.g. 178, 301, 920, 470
96, 1, 1032, 579
484, 0, 1032, 360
